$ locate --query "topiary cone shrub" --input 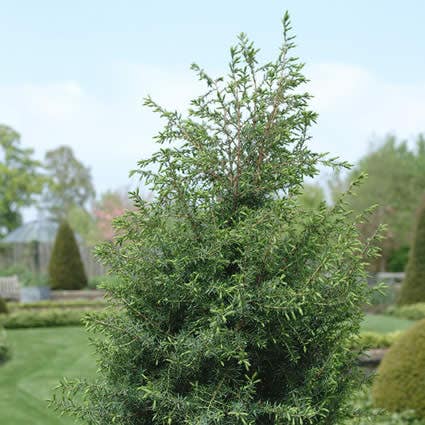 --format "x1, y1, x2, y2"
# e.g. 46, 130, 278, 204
54, 13, 378, 425
49, 221, 87, 290
372, 318, 425, 416
399, 199, 425, 305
